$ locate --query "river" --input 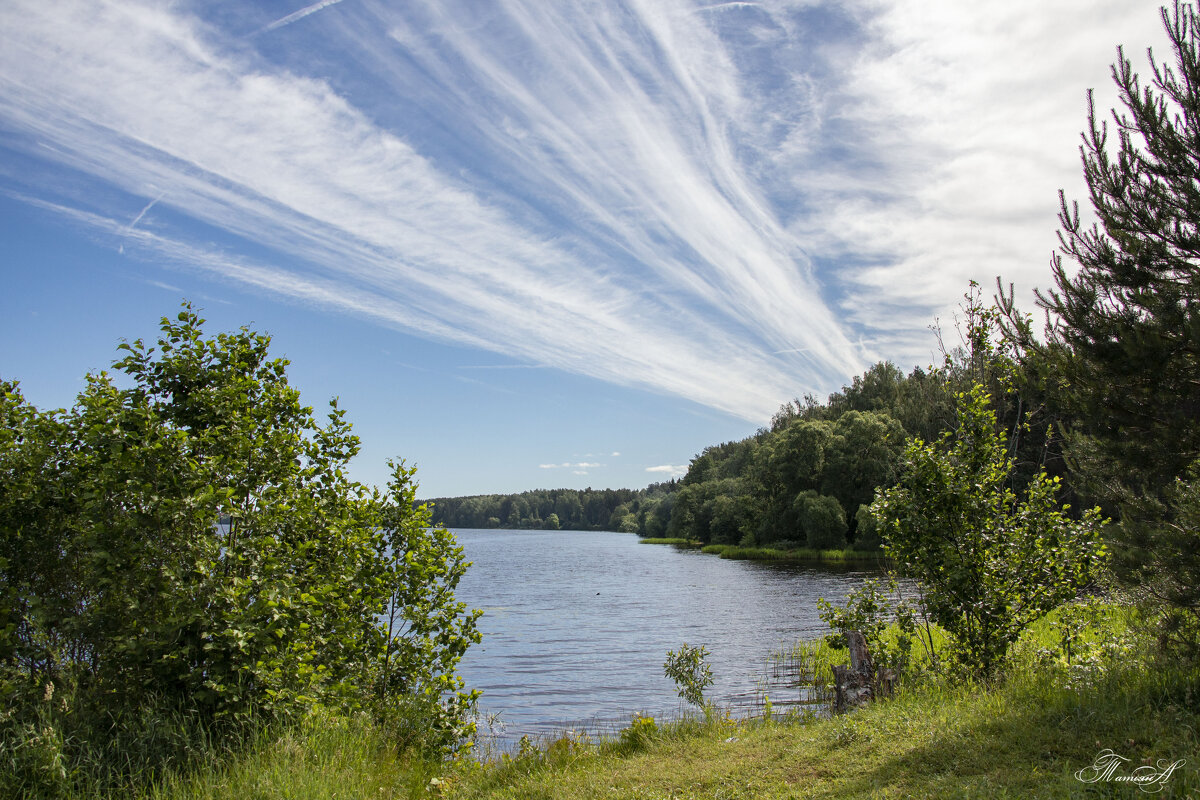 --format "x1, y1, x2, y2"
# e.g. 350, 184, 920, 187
451, 528, 887, 748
